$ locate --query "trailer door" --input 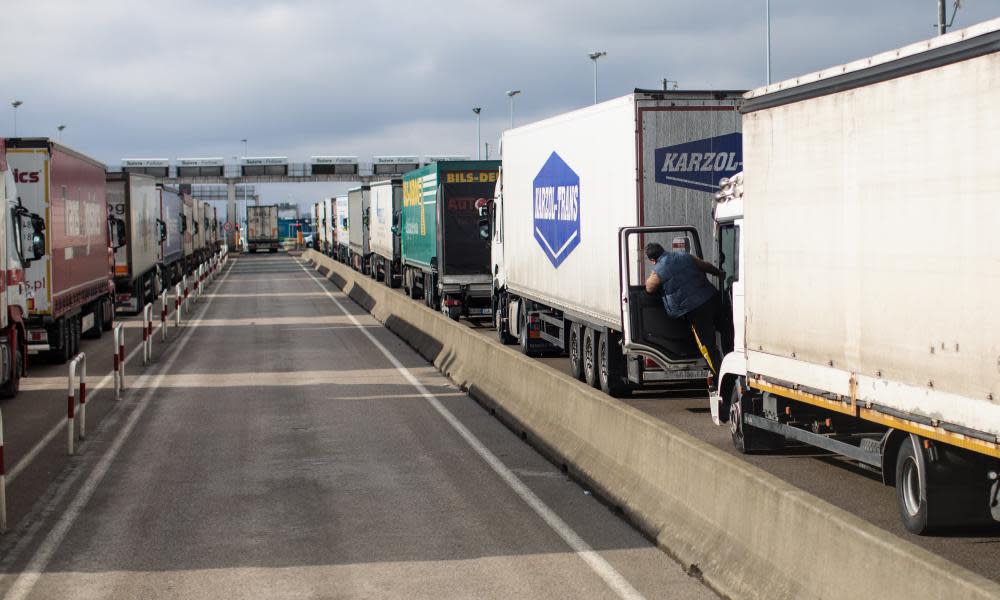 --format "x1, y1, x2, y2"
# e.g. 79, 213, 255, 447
619, 225, 705, 368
